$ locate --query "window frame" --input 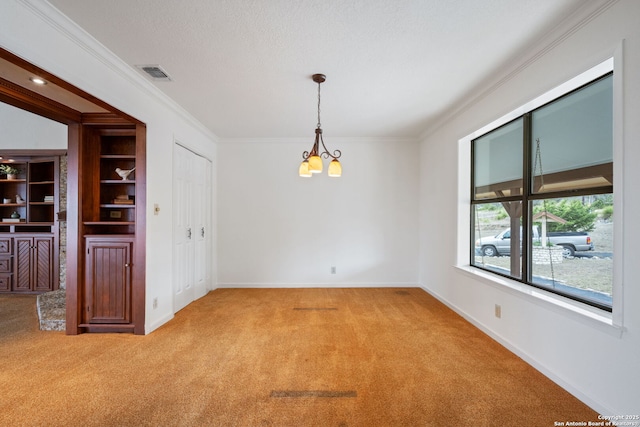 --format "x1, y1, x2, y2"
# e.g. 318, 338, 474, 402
459, 57, 622, 320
